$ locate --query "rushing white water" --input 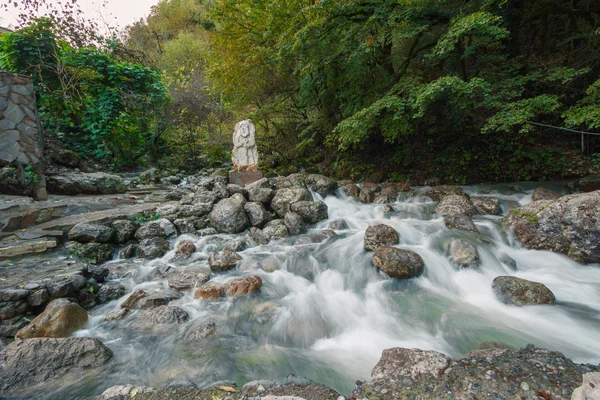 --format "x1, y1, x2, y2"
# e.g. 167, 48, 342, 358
39, 183, 600, 399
